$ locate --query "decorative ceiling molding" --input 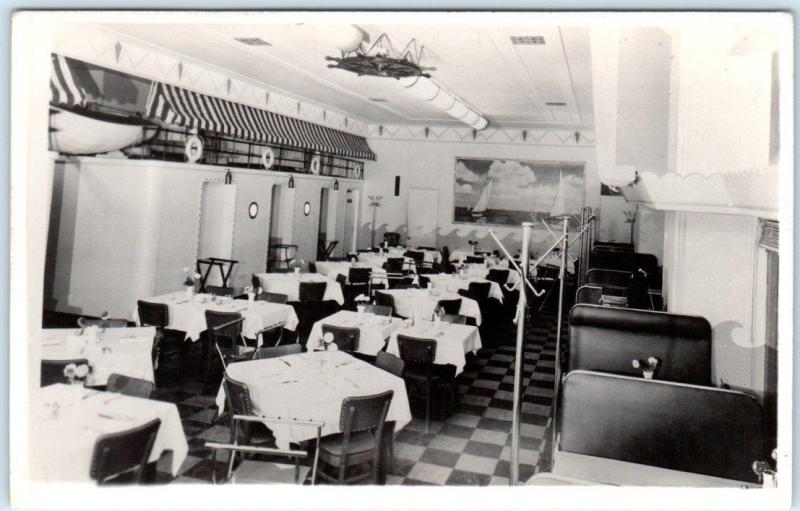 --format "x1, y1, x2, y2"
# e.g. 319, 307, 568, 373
53, 25, 371, 137
367, 124, 595, 147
